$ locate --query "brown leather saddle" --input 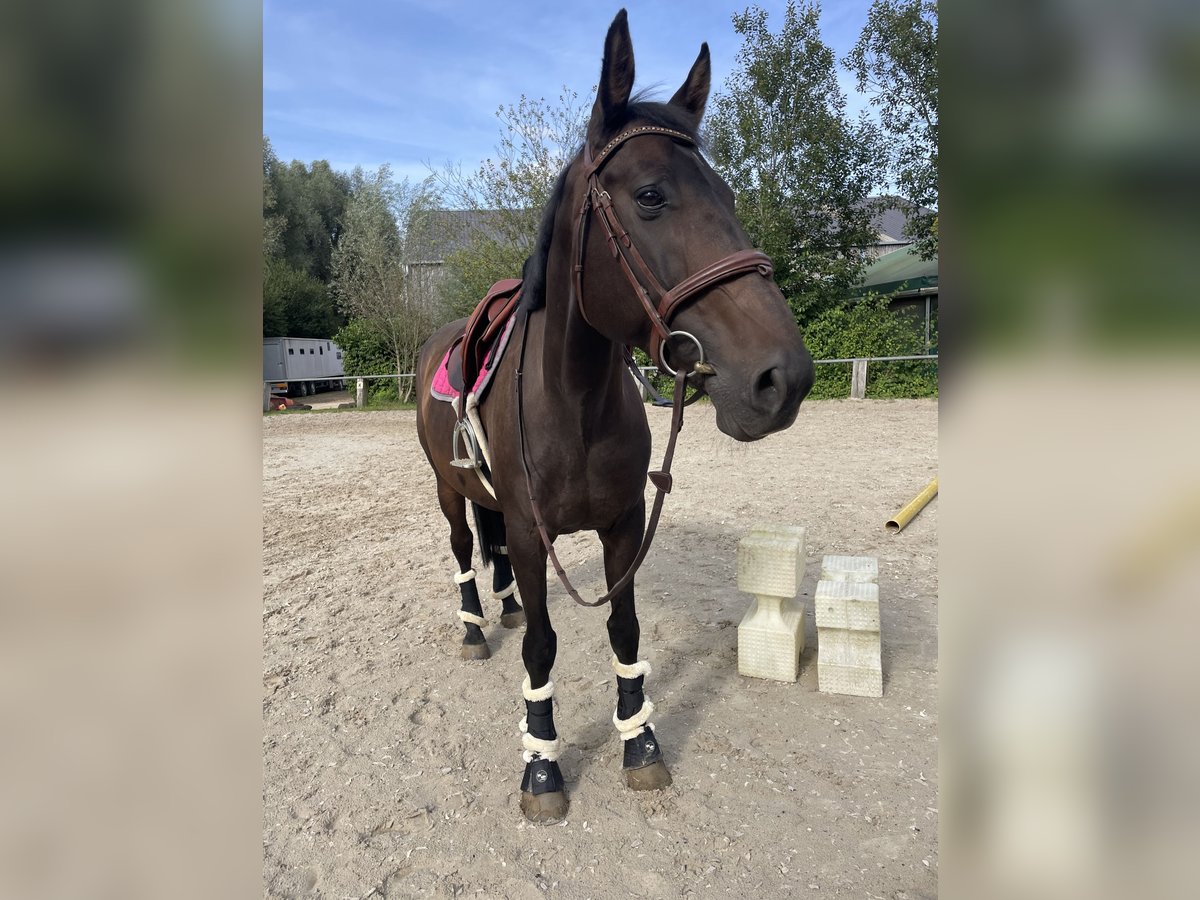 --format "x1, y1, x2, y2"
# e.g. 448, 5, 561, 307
447, 278, 522, 401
